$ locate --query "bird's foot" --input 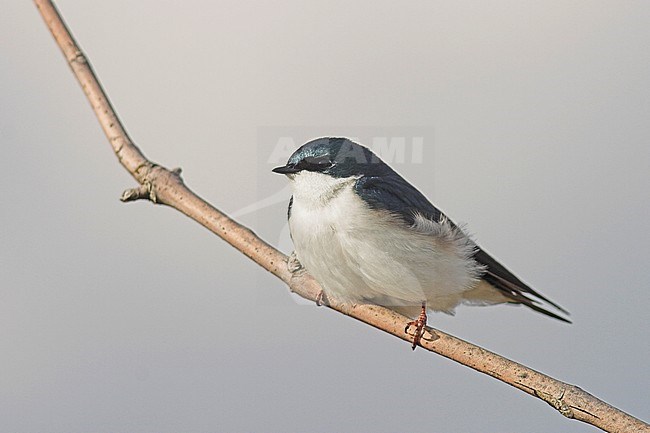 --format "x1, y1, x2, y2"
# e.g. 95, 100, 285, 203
315, 290, 329, 307
404, 302, 428, 351
287, 251, 303, 273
